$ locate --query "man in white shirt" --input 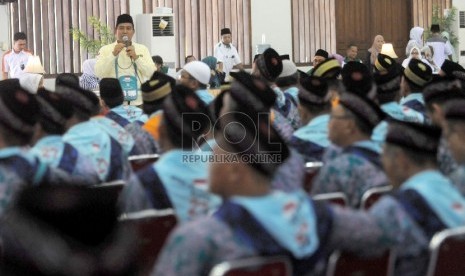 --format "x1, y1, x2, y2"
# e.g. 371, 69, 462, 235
214, 28, 243, 78
2, 32, 32, 79
425, 24, 453, 68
